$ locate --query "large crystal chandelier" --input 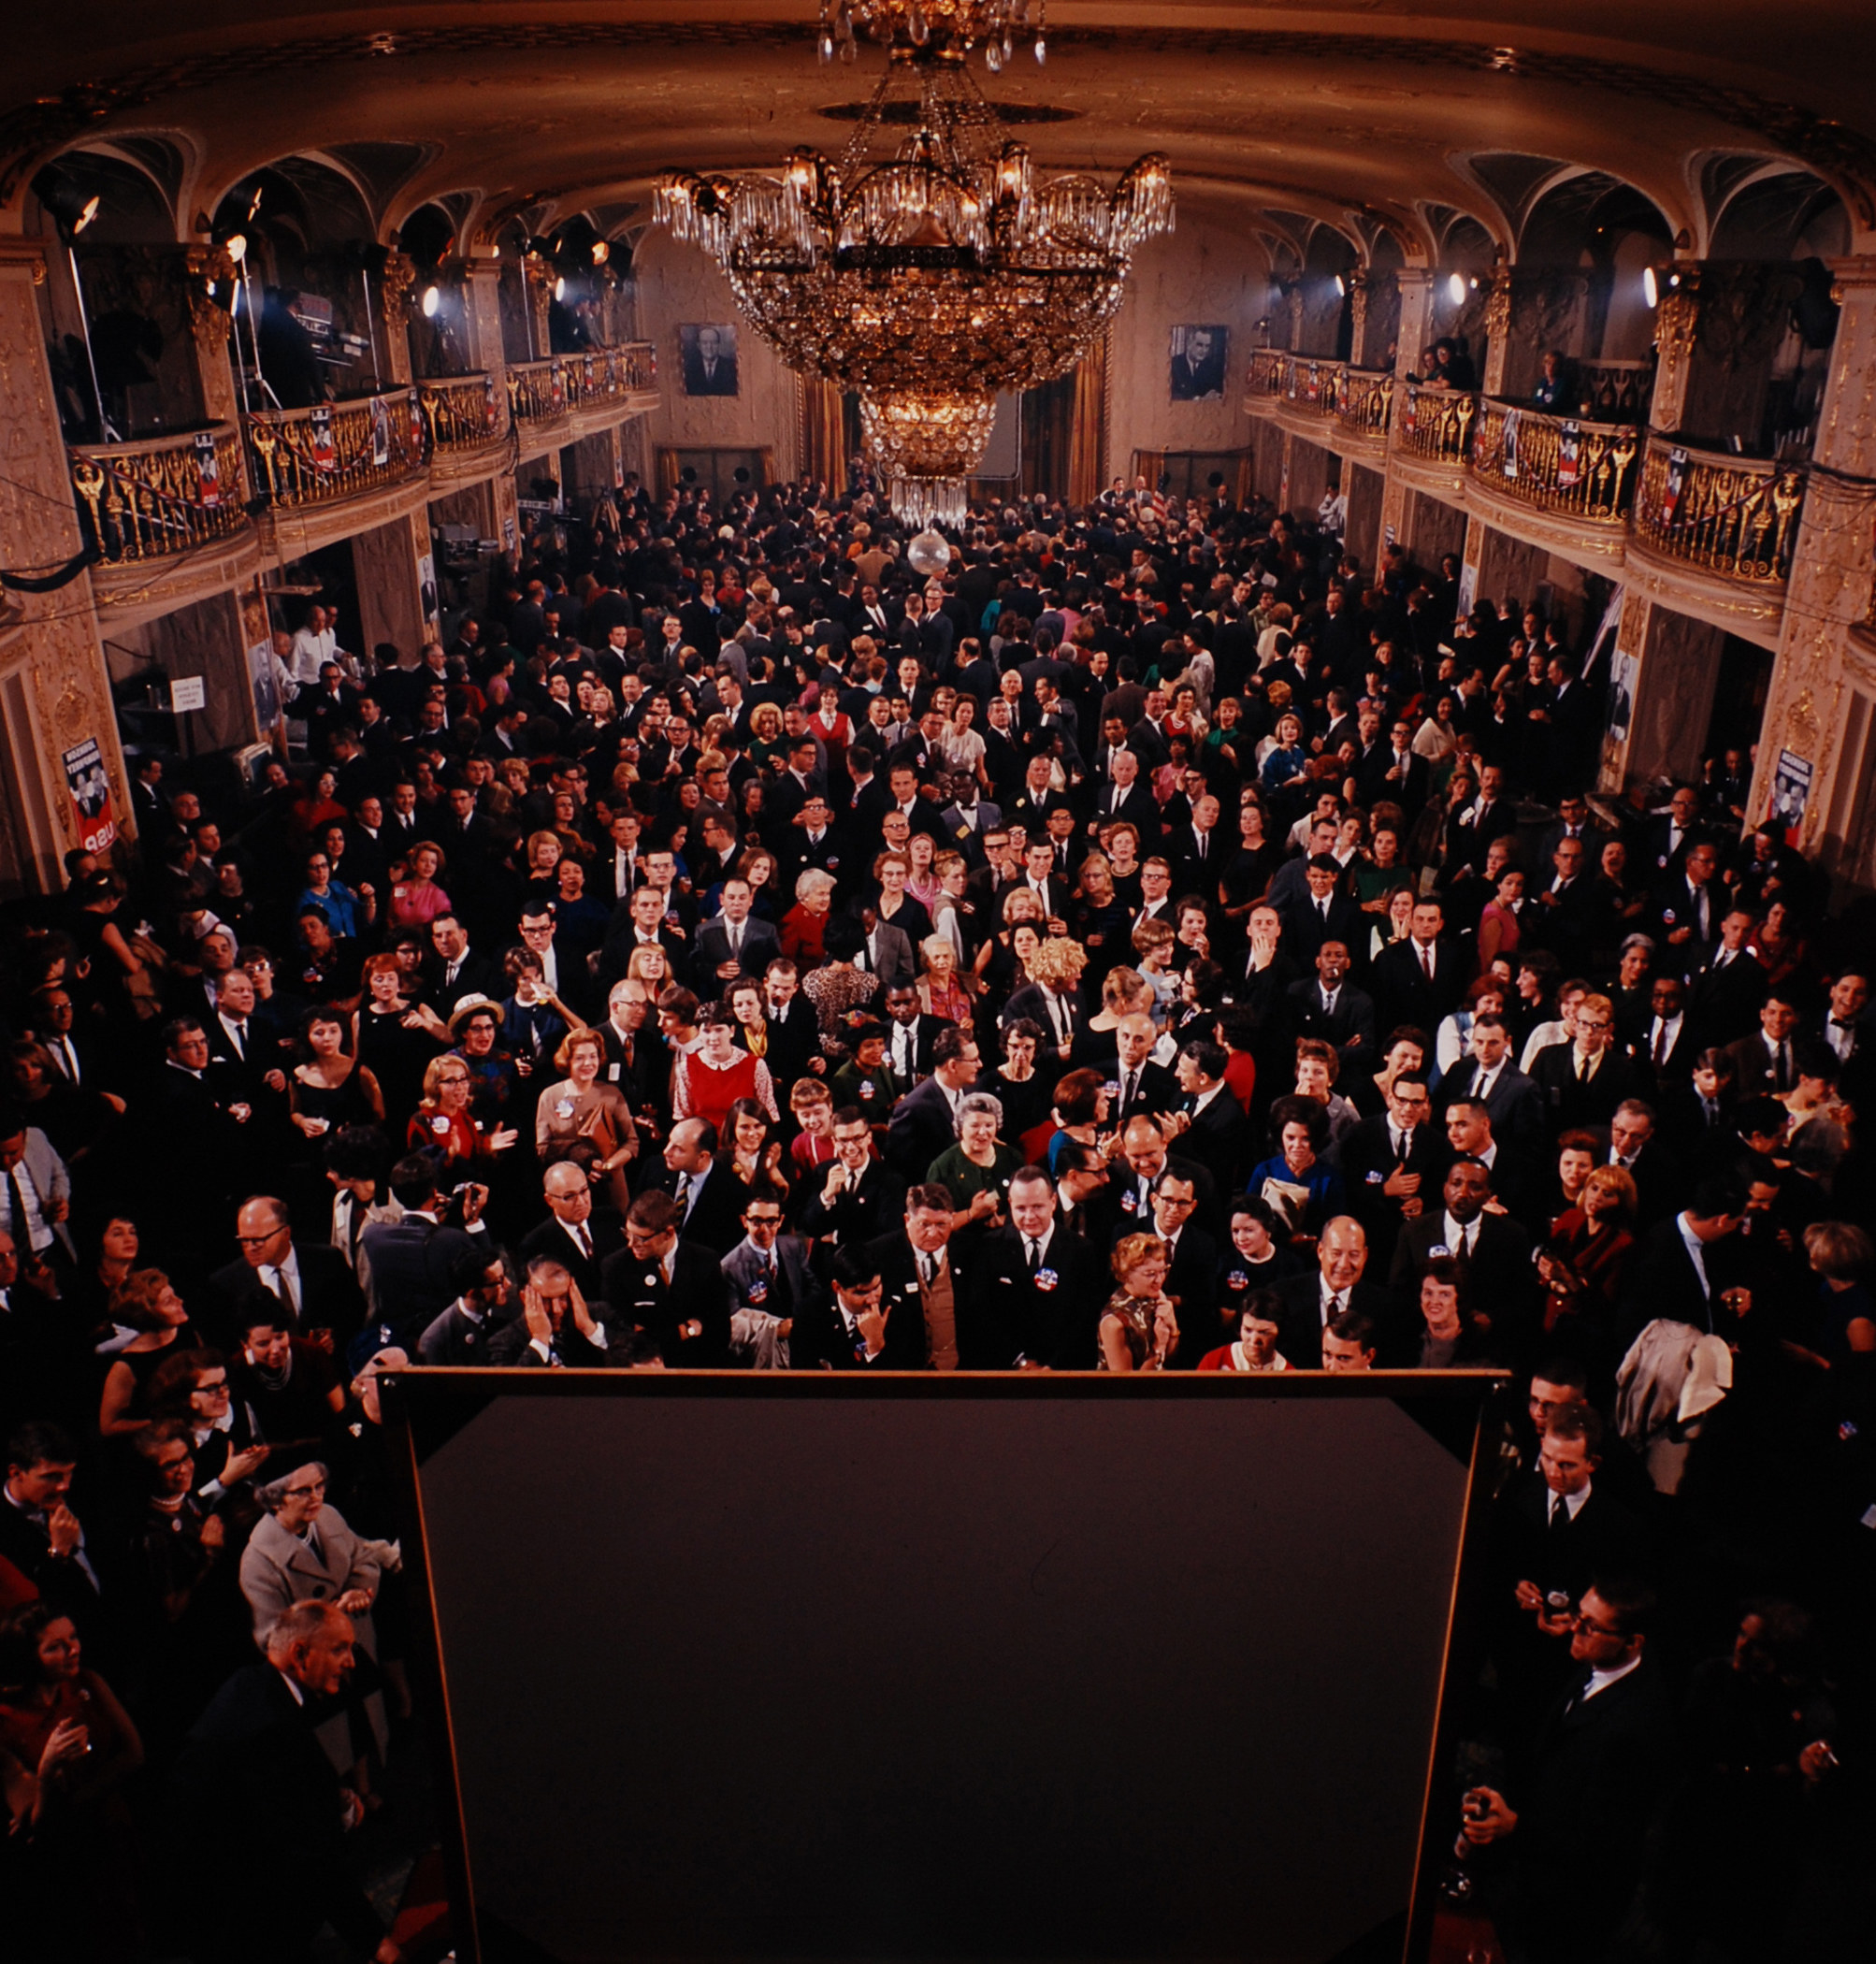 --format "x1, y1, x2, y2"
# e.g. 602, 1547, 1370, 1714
655, 11, 1172, 527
